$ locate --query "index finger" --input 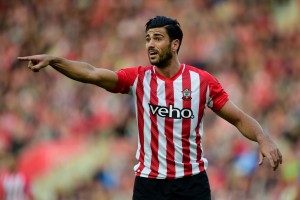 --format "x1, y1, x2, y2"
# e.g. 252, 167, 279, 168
18, 56, 33, 61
